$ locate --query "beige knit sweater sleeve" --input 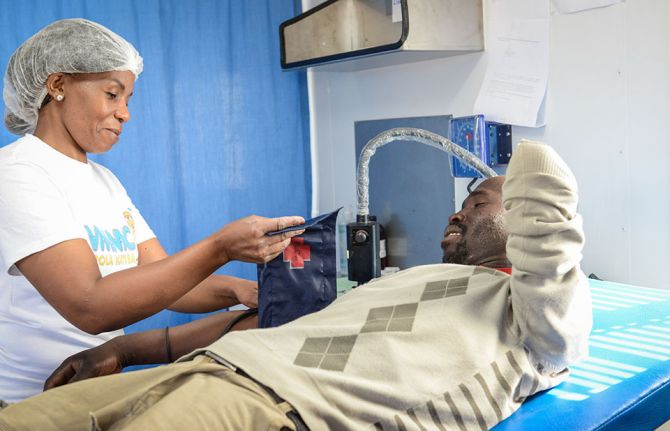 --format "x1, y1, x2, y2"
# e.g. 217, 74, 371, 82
503, 139, 592, 374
